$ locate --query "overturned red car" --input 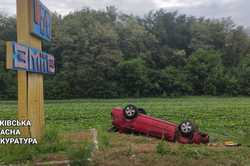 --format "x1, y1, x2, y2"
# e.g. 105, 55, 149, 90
111, 105, 209, 144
